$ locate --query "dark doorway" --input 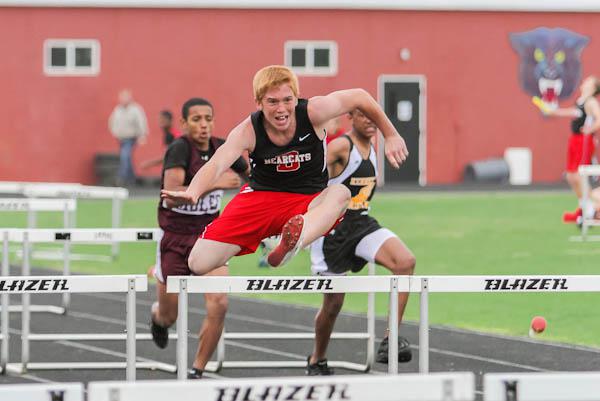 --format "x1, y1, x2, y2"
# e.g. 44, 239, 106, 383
378, 76, 426, 185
